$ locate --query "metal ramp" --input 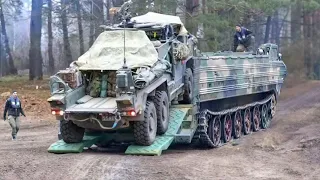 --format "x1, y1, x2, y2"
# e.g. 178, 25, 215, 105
48, 135, 104, 153
125, 105, 191, 156
47, 105, 192, 155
